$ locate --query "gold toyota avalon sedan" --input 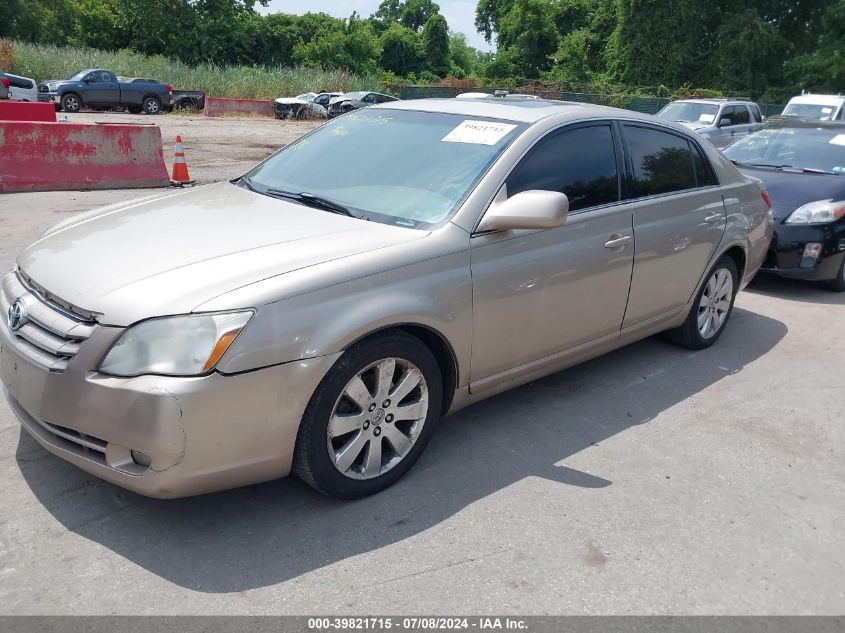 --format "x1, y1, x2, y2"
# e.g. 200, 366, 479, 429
0, 99, 773, 499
